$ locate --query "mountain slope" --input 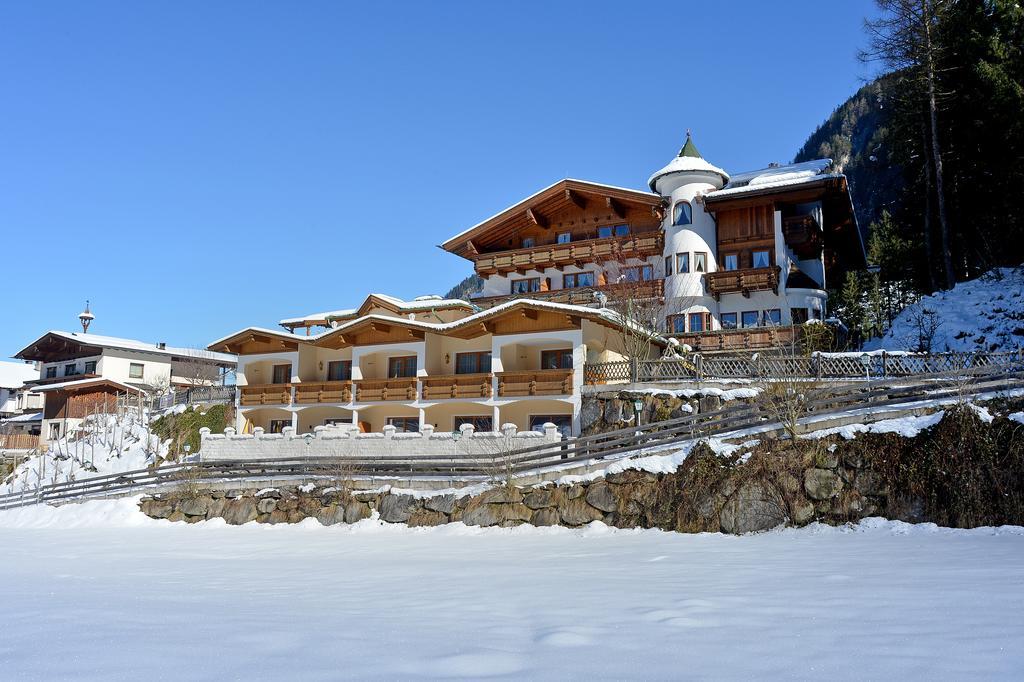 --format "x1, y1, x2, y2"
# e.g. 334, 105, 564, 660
794, 76, 903, 231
